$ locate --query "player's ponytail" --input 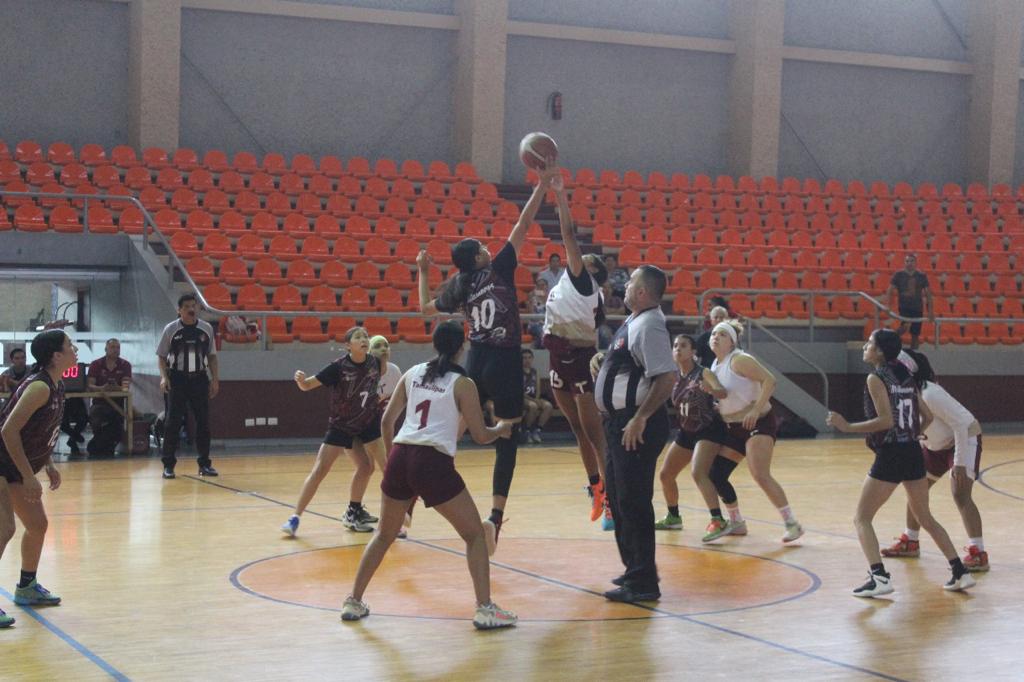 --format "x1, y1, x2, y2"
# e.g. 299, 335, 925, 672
30, 329, 67, 373
441, 238, 483, 308
423, 321, 465, 384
